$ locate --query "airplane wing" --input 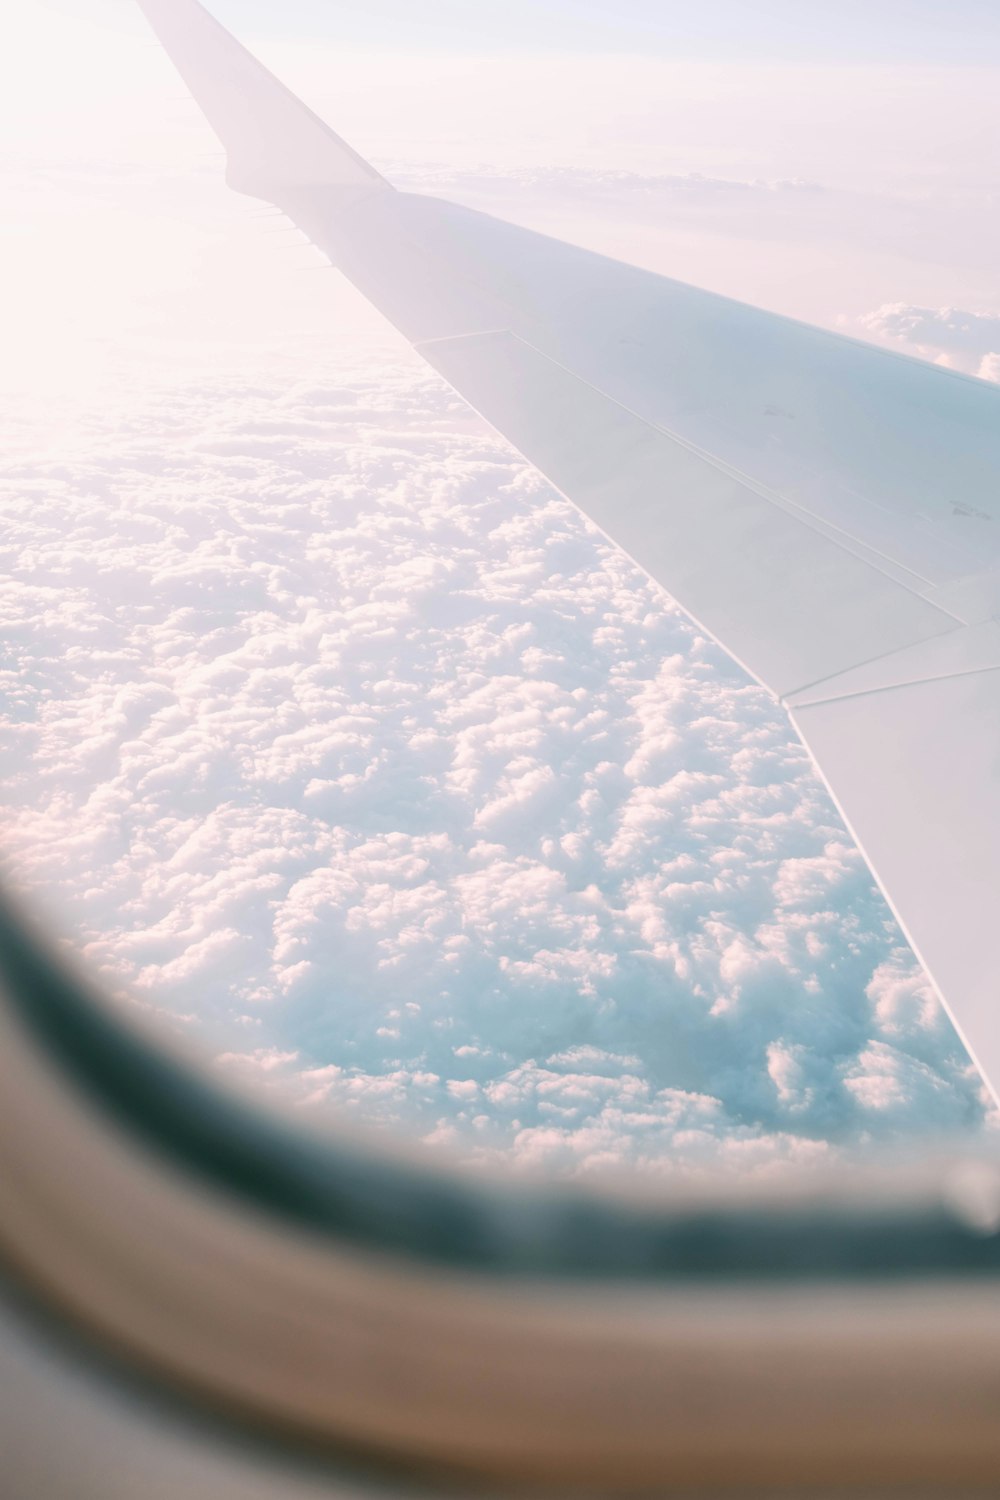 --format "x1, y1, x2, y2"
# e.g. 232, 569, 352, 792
136, 0, 1000, 1100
